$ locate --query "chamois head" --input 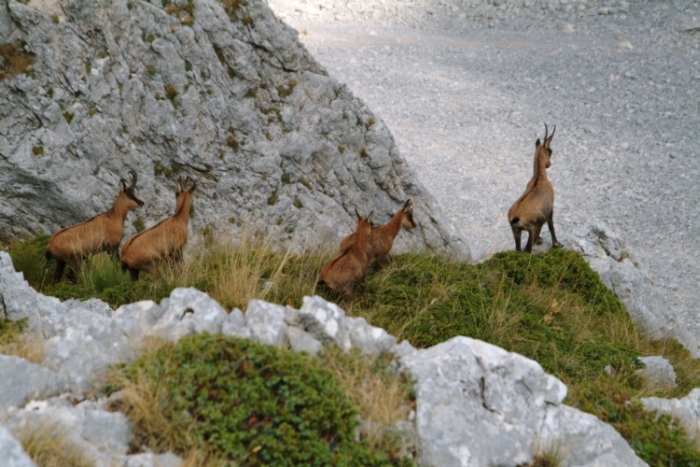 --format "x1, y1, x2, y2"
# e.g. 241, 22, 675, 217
400, 199, 417, 229
535, 124, 556, 168
355, 208, 374, 237
118, 171, 144, 209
